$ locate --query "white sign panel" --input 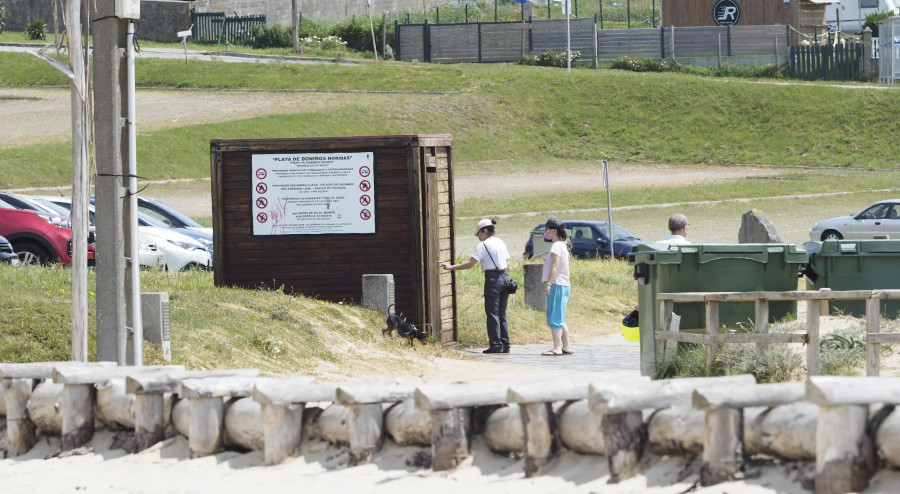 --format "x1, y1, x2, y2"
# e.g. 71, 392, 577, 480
251, 152, 375, 235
